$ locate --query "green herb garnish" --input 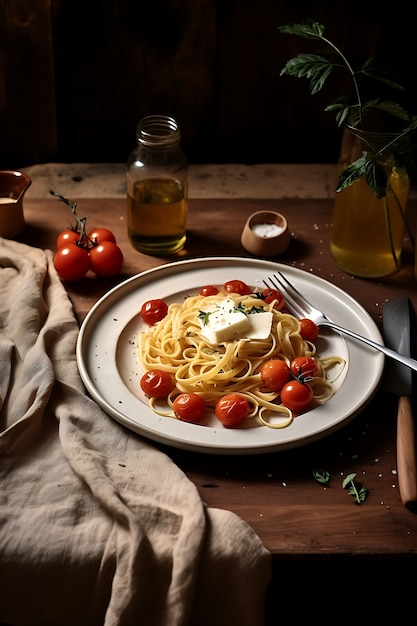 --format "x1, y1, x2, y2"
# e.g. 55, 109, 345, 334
234, 302, 264, 314
313, 468, 368, 505
198, 300, 266, 327
342, 472, 368, 505
247, 305, 265, 314
198, 310, 211, 326
312, 467, 330, 485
